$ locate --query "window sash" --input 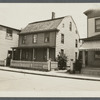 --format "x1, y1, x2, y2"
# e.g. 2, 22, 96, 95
33, 34, 37, 43
22, 35, 26, 44
95, 19, 100, 32
44, 33, 50, 43
61, 34, 64, 43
